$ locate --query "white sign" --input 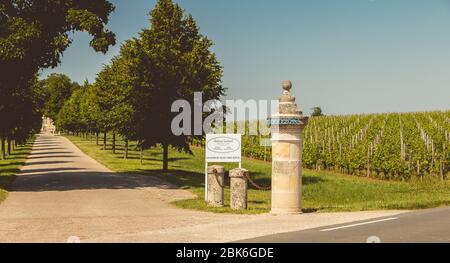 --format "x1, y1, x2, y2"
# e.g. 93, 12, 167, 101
206, 134, 242, 163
